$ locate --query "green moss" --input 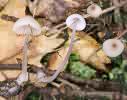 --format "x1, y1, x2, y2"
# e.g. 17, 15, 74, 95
69, 61, 96, 79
